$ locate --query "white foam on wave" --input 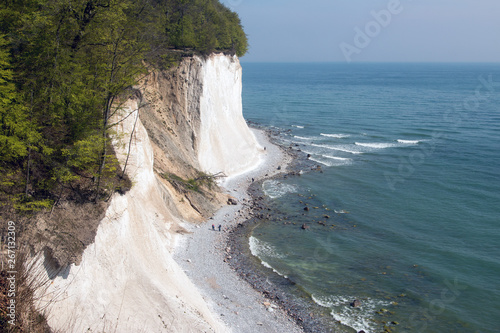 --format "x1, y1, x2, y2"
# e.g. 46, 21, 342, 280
312, 294, 391, 333
397, 139, 420, 145
309, 155, 353, 167
322, 155, 352, 162
309, 157, 333, 167
320, 133, 350, 139
249, 237, 288, 277
262, 179, 297, 199
294, 135, 311, 140
249, 236, 285, 259
260, 260, 288, 278
355, 142, 397, 149
261, 260, 273, 269
311, 143, 363, 154
311, 294, 336, 308
292, 125, 305, 129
